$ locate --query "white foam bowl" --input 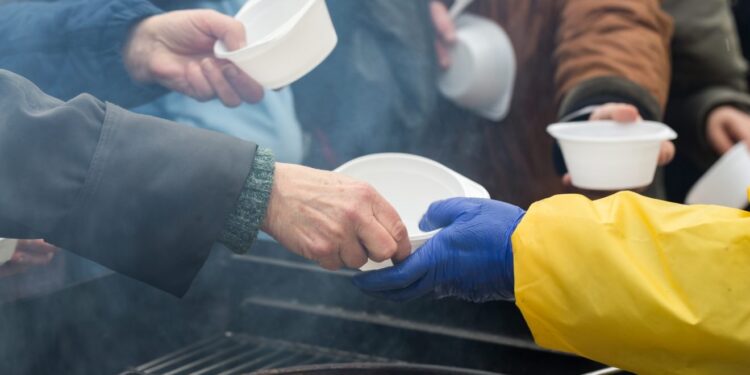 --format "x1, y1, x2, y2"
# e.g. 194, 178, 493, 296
0, 238, 17, 266
214, 0, 338, 89
686, 142, 750, 209
547, 121, 677, 190
335, 153, 489, 271
438, 14, 516, 121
